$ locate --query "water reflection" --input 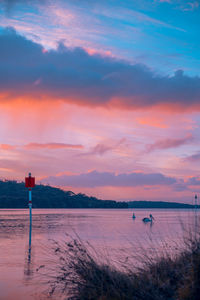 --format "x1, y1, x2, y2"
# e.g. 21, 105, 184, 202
24, 217, 33, 279
0, 208, 198, 300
